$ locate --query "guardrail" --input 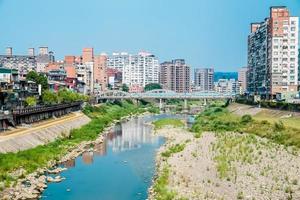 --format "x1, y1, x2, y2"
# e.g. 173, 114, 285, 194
12, 101, 82, 116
